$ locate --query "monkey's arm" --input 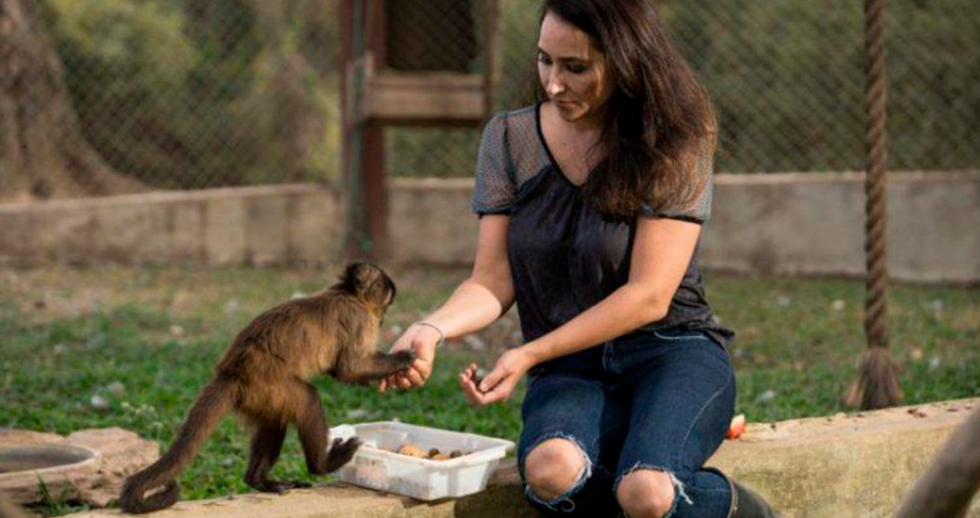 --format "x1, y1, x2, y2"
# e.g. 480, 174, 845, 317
335, 350, 415, 385
332, 312, 415, 385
